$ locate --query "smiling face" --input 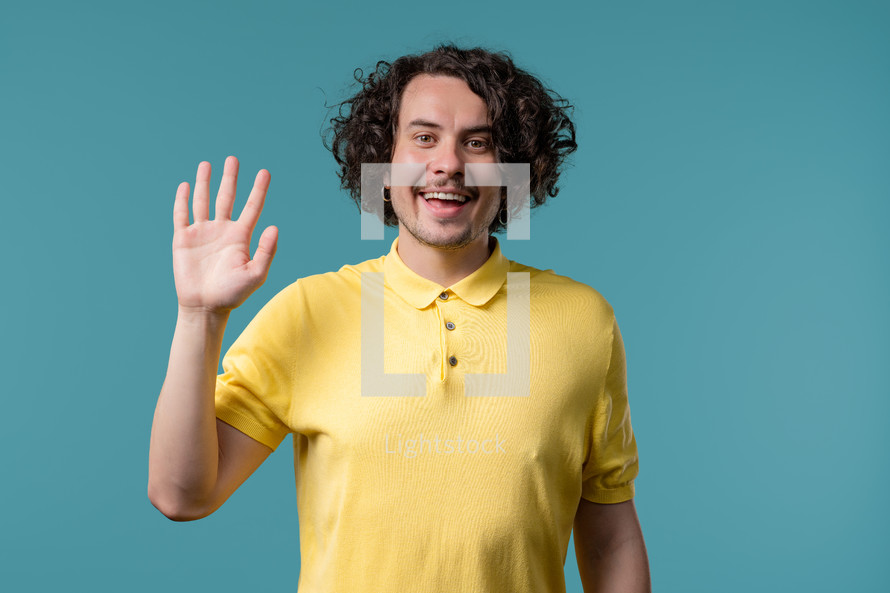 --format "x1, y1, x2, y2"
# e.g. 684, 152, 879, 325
388, 74, 502, 251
